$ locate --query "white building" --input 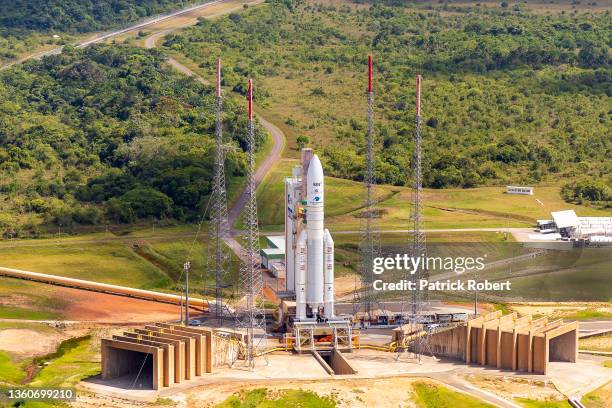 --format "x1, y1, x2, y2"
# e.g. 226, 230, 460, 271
536, 210, 612, 240
507, 186, 534, 195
